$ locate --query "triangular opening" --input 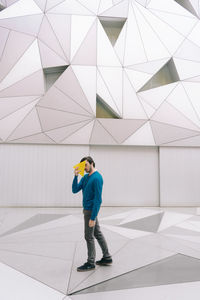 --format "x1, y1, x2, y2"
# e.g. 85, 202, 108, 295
174, 0, 198, 17
99, 17, 126, 46
43, 65, 69, 91
0, 3, 5, 11
139, 58, 180, 92
96, 94, 121, 118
